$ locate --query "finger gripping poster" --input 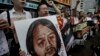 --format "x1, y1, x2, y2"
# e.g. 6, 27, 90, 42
14, 15, 67, 56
